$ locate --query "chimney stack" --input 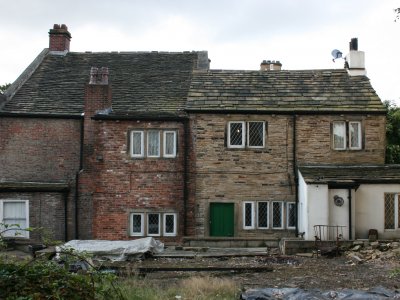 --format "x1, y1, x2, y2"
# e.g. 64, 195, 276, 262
345, 38, 366, 76
49, 24, 71, 52
260, 60, 282, 71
